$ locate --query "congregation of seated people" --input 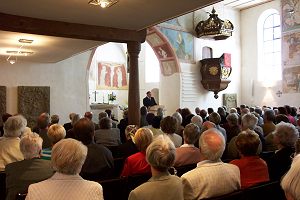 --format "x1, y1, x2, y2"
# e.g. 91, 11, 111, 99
0, 104, 300, 200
